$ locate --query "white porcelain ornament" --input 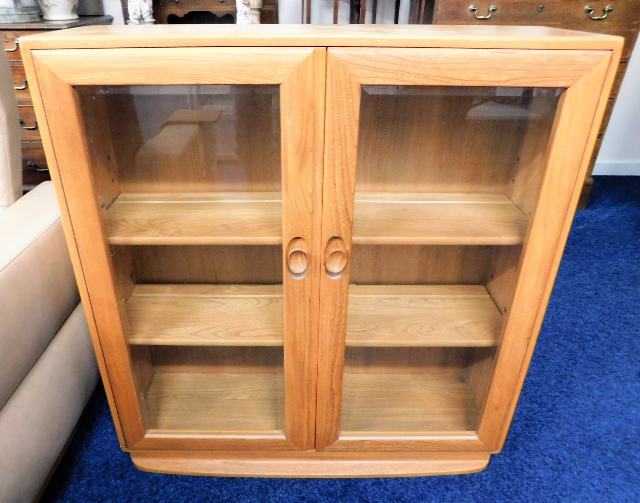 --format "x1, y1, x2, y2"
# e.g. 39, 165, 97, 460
37, 0, 79, 20
128, 0, 154, 24
236, 0, 261, 24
